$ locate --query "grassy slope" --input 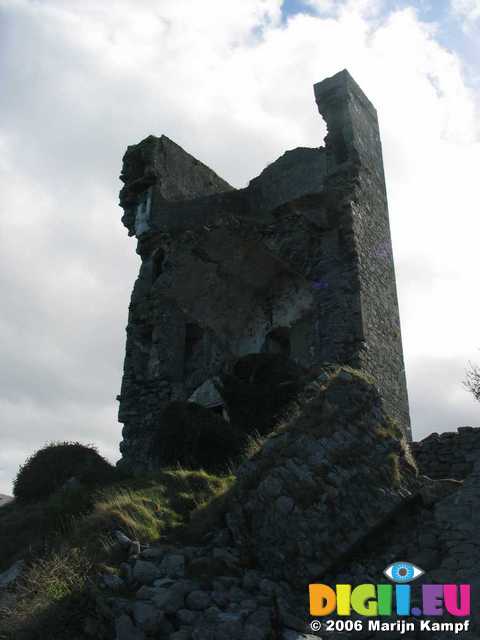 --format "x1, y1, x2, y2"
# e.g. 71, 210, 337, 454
0, 469, 233, 640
